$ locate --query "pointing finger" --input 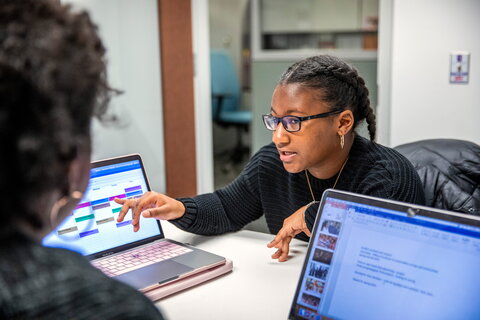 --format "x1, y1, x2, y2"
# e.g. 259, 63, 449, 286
114, 198, 126, 205
116, 198, 135, 222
